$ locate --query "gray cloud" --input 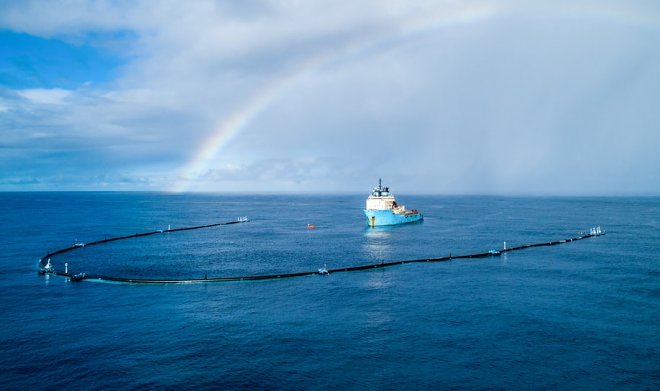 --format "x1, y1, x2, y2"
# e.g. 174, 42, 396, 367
0, 1, 659, 194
